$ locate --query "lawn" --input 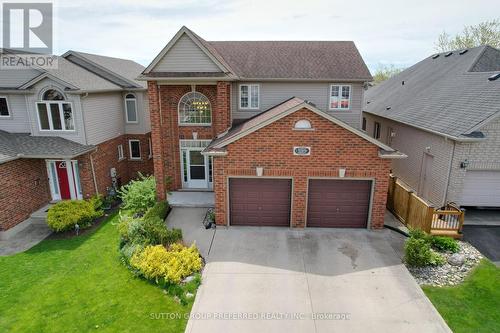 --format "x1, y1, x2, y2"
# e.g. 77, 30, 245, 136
0, 213, 195, 333
423, 260, 500, 333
